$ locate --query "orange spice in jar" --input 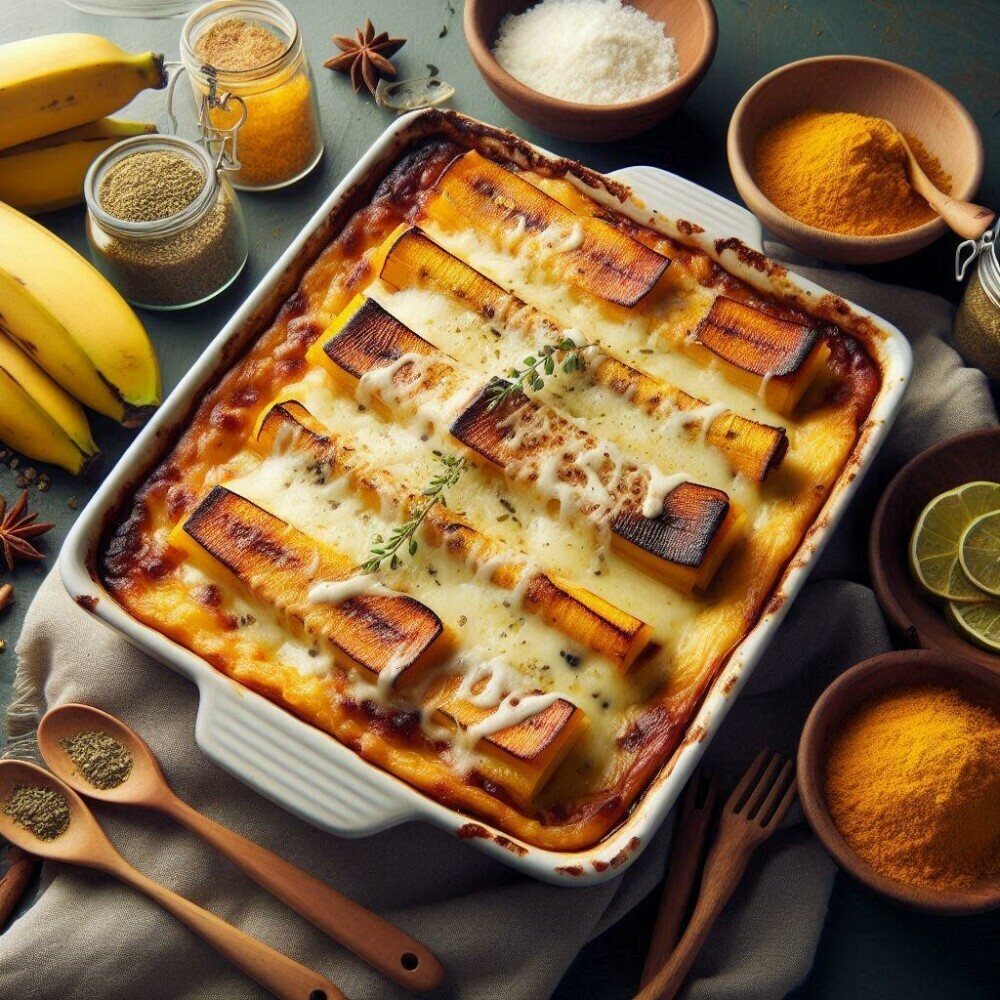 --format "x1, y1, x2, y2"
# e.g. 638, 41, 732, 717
182, 0, 323, 190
